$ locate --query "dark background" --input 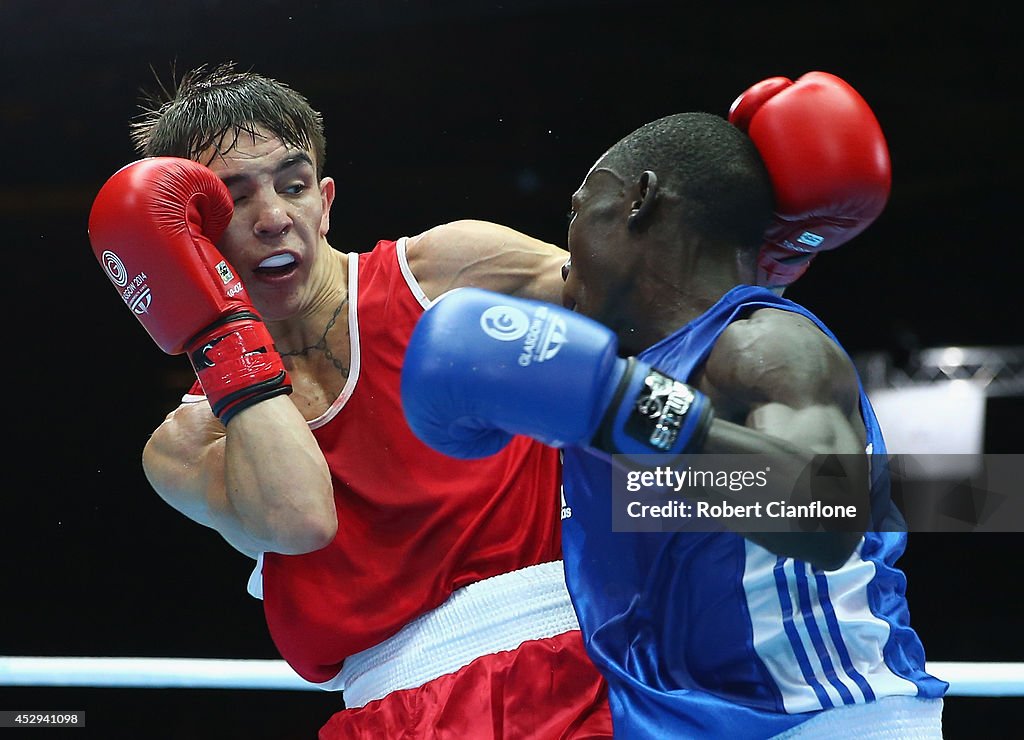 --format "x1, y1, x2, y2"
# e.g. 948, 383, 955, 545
2, 1, 1020, 738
